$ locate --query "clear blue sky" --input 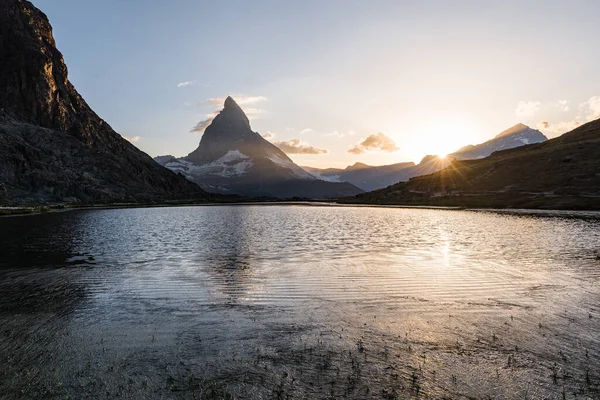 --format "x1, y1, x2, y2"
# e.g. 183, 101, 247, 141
36, 0, 600, 167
